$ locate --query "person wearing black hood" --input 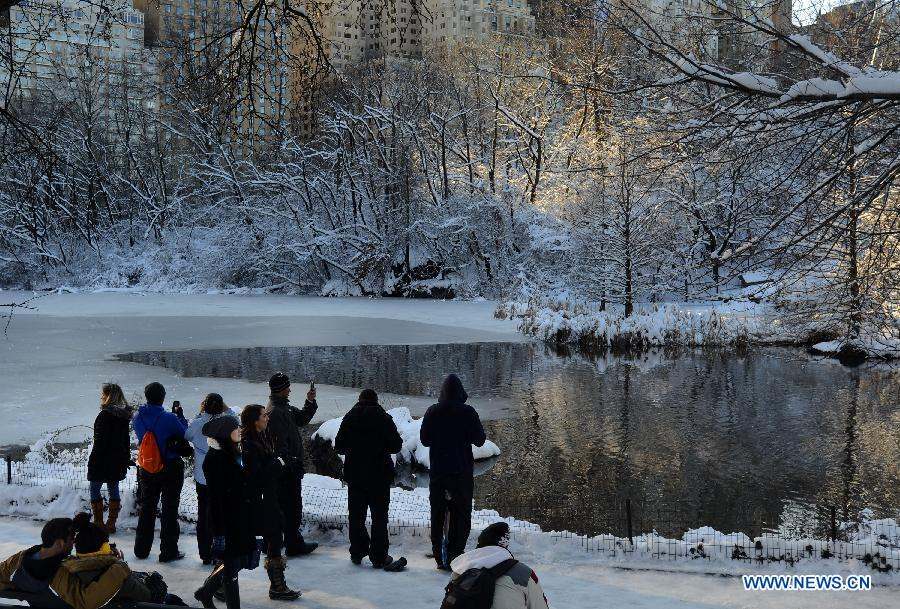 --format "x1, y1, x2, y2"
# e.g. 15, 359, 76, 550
87, 383, 132, 534
194, 416, 259, 609
265, 372, 318, 557
420, 374, 486, 570
334, 389, 405, 571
